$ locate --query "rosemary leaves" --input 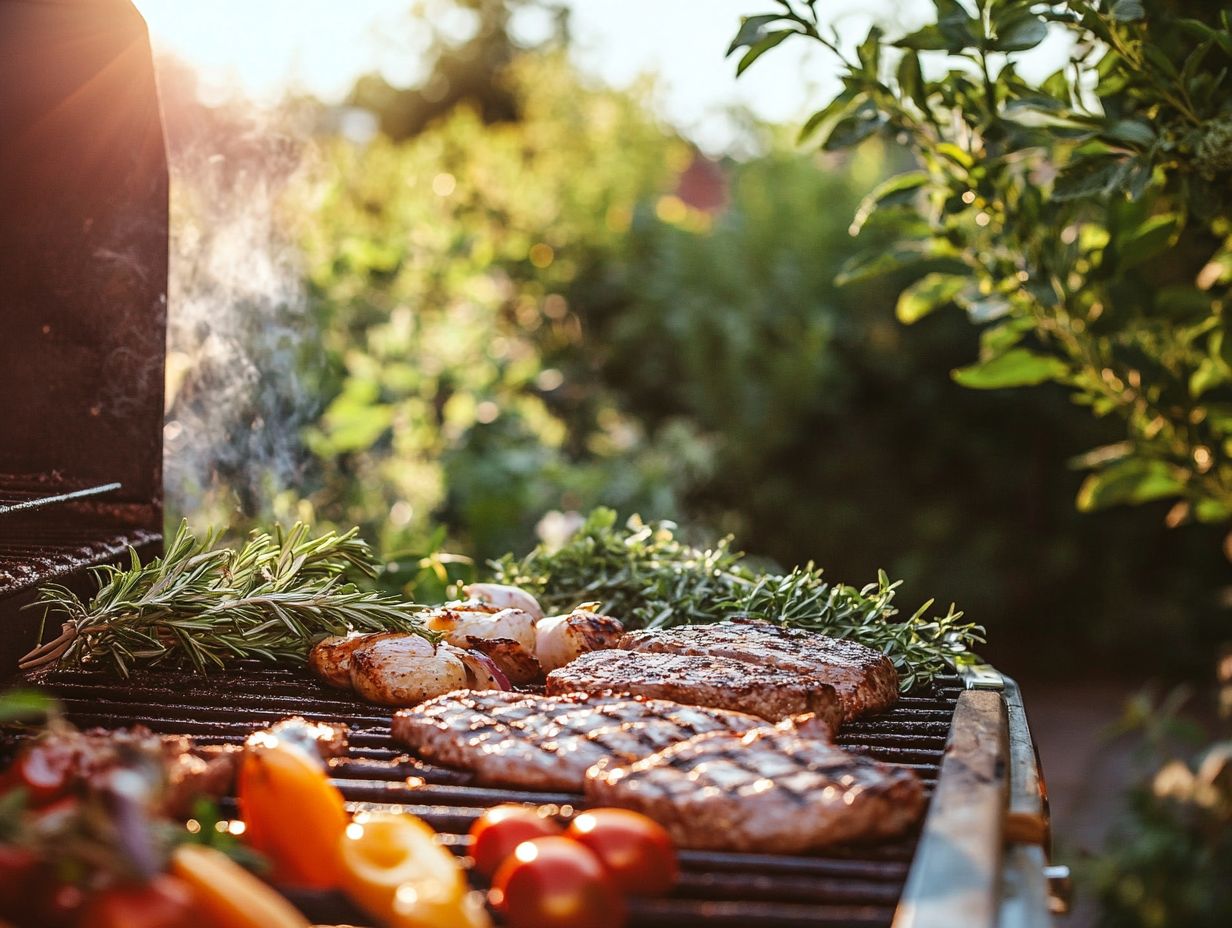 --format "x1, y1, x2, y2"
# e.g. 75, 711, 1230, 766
23, 522, 434, 677
489, 508, 983, 690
